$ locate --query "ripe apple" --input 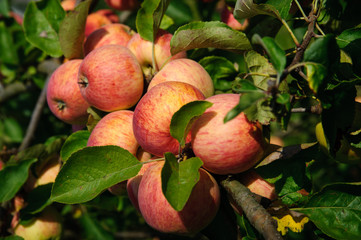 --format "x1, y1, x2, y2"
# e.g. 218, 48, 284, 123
60, 0, 76, 11
87, 110, 139, 155
148, 58, 214, 98
133, 81, 205, 157
0, 160, 4, 170
83, 23, 133, 56
126, 30, 187, 76
78, 45, 144, 112
13, 206, 63, 240
239, 170, 277, 200
47, 59, 90, 125
85, 9, 120, 37
138, 161, 220, 234
221, 6, 249, 31
316, 122, 361, 164
105, 0, 140, 11
191, 93, 267, 175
